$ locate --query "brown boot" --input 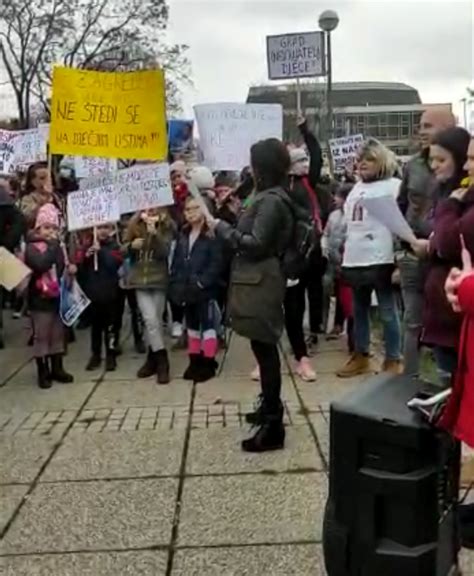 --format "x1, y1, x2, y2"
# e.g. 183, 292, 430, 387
382, 359, 403, 375
337, 353, 372, 379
